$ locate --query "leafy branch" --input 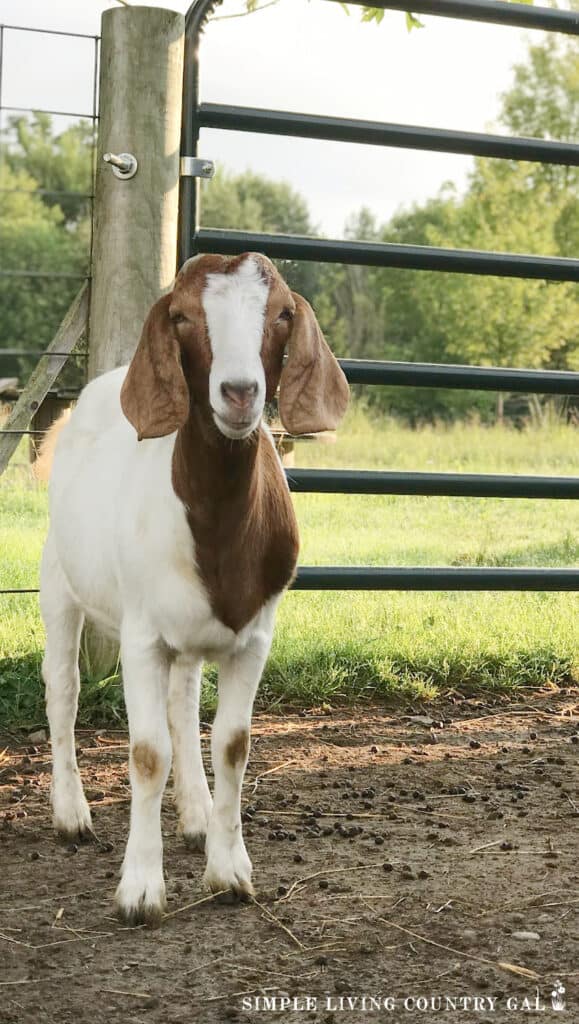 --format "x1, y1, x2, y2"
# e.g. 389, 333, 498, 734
340, 6, 423, 29
239, 1, 542, 29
